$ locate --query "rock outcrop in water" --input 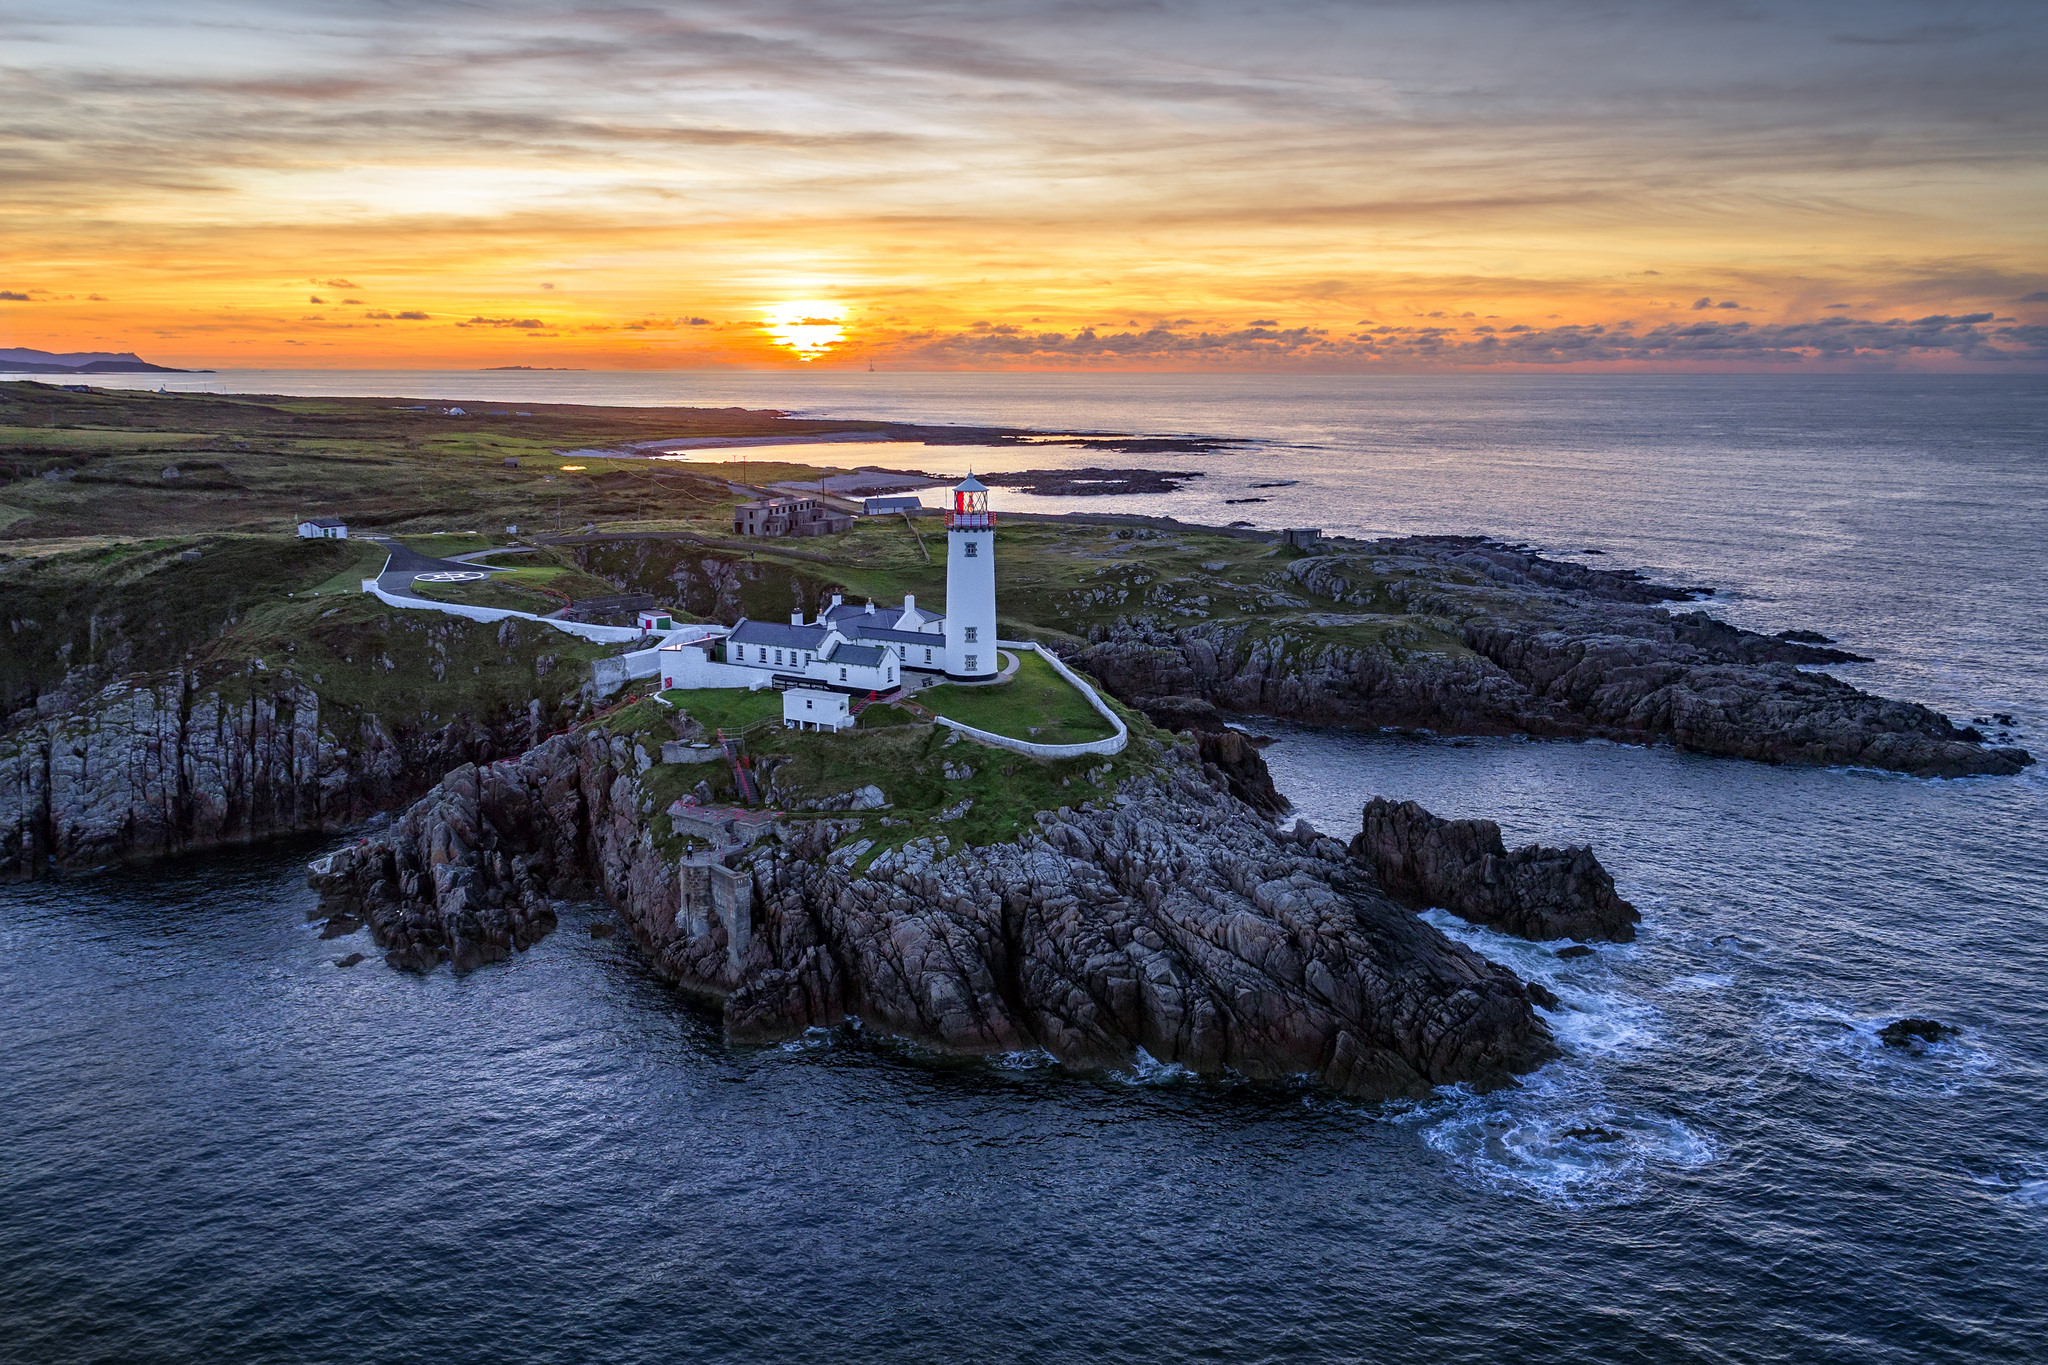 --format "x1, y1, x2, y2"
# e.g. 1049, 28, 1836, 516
309, 729, 1559, 1100
1348, 797, 1639, 943
1074, 536, 2031, 780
